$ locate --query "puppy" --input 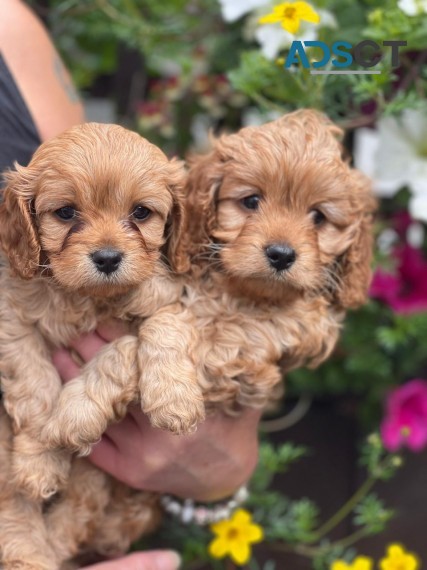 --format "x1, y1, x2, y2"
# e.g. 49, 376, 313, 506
176, 109, 376, 415
0, 111, 376, 569
0, 400, 162, 570
0, 122, 204, 504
